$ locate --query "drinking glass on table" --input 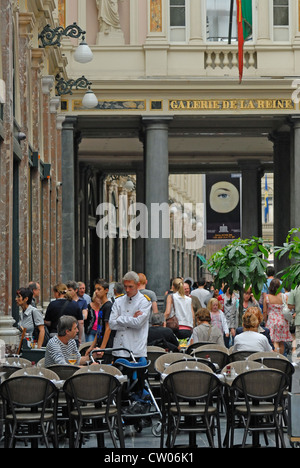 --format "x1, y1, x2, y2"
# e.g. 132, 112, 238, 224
68, 354, 78, 365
